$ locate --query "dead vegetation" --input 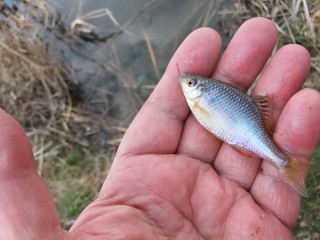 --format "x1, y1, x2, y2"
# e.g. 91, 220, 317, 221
232, 0, 320, 90
0, 1, 71, 155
